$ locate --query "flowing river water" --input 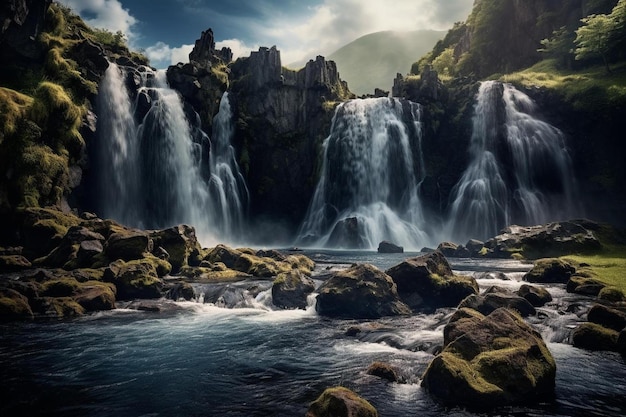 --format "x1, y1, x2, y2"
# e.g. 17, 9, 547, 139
1, 252, 625, 416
